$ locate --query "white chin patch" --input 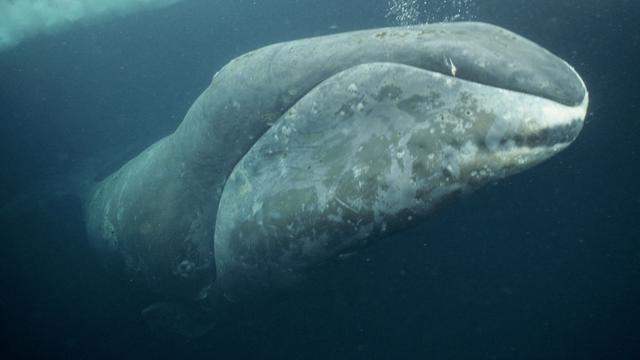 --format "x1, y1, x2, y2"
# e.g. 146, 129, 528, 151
484, 84, 588, 153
